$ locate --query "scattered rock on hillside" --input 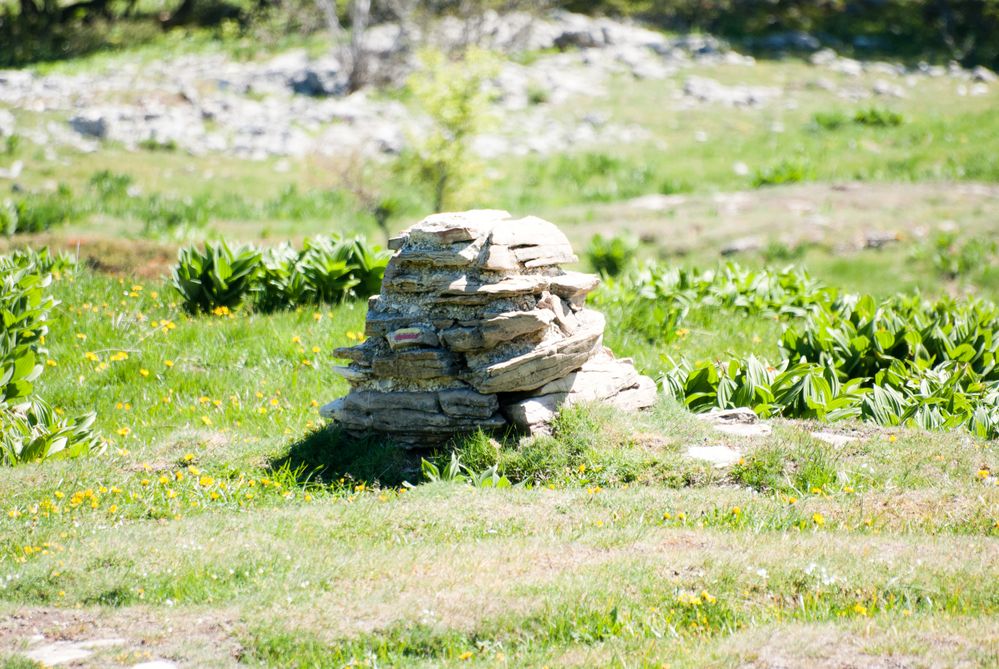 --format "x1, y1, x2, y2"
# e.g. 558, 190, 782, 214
24, 638, 125, 666
695, 407, 773, 437
683, 76, 778, 107
811, 431, 859, 447
685, 444, 743, 468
